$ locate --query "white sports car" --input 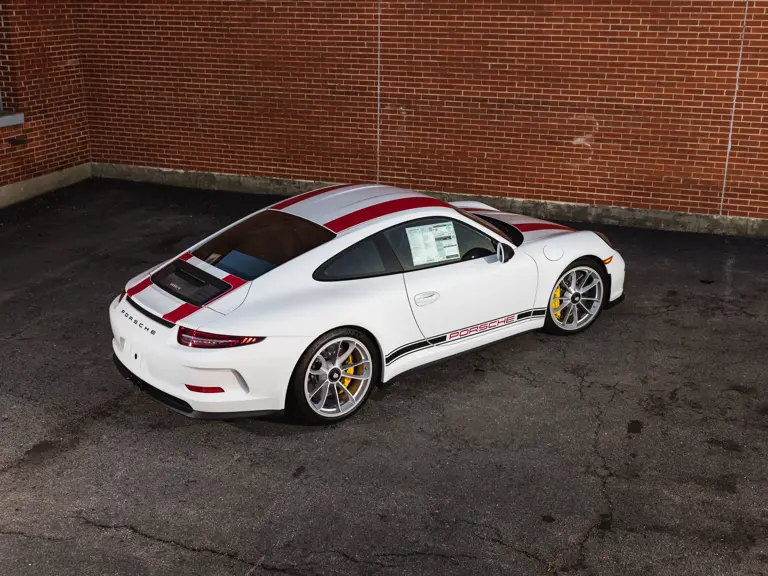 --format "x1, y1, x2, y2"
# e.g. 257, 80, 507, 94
110, 184, 625, 423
